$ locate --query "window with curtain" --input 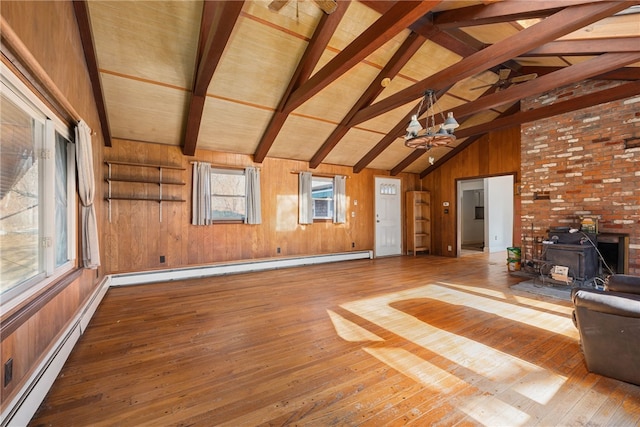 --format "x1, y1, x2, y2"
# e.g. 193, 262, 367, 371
210, 168, 246, 221
299, 173, 346, 224
192, 165, 261, 224
312, 177, 334, 220
1, 66, 76, 310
